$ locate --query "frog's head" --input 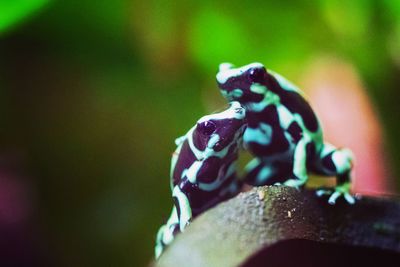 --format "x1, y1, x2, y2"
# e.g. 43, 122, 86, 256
171, 102, 246, 188
192, 101, 246, 156
216, 62, 269, 103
